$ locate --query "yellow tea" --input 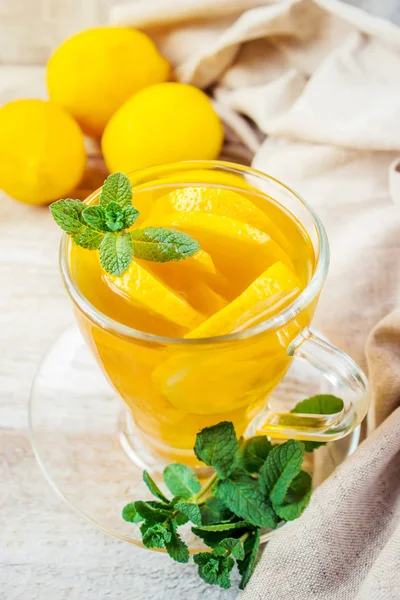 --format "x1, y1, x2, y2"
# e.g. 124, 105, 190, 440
68, 169, 316, 465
